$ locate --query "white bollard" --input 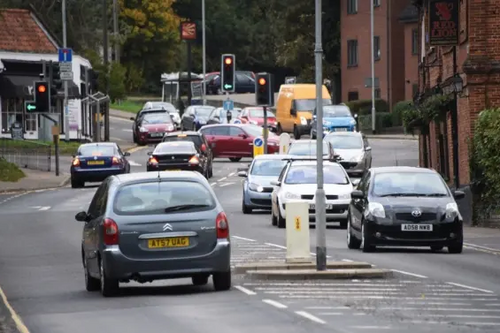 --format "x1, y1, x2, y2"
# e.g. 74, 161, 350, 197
279, 132, 291, 154
285, 201, 312, 263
